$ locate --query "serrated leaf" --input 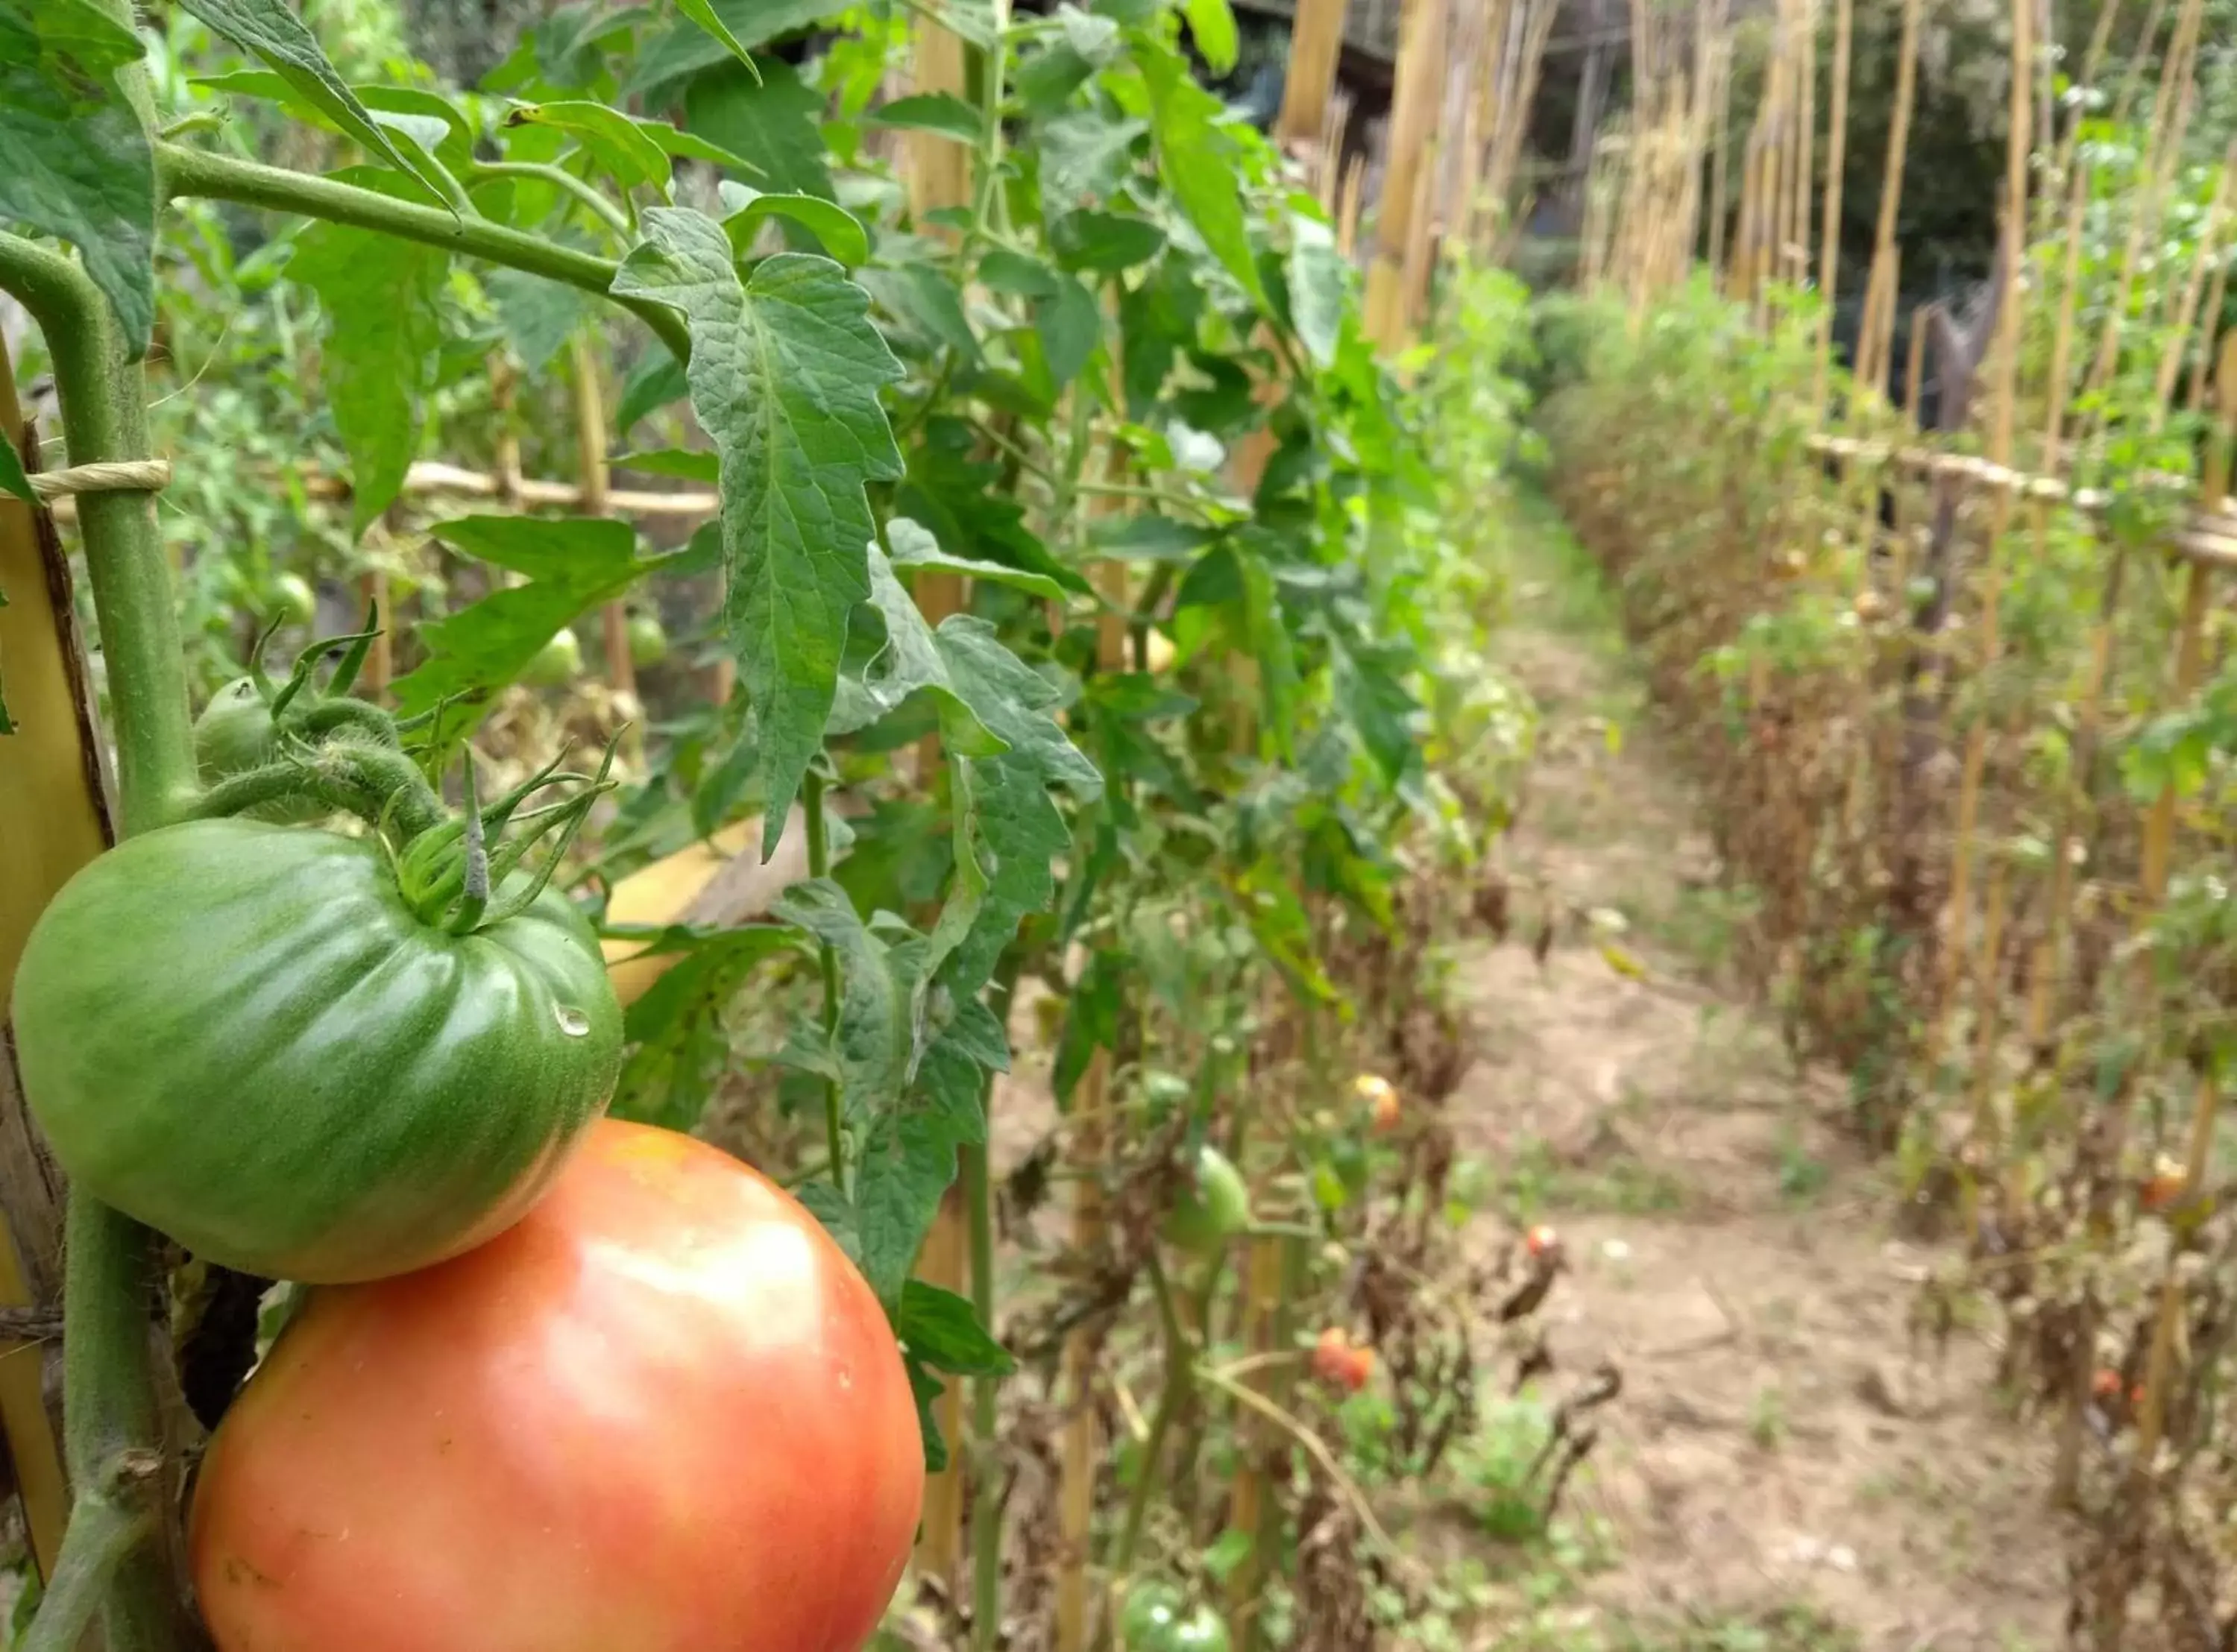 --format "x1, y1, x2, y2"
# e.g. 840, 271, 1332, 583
718, 181, 869, 266
0, 0, 157, 357
1033, 274, 1101, 391
177, 0, 456, 210
900, 420, 1089, 594
617, 352, 691, 431
506, 101, 671, 192
613, 446, 721, 483
627, 0, 852, 104
290, 197, 447, 535
1139, 42, 1266, 308
684, 58, 835, 201
929, 617, 1103, 997
1183, 0, 1239, 72
860, 263, 981, 362
868, 92, 983, 141
773, 879, 928, 1127
852, 1032, 987, 1301
906, 1352, 951, 1472
1039, 111, 1145, 201
828, 543, 1006, 754
1289, 233, 1350, 368
676, 0, 762, 73
613, 209, 904, 854
485, 265, 594, 372
887, 516, 1064, 602
1049, 209, 1167, 273
899, 1279, 1015, 1375
613, 925, 793, 1127
392, 515, 648, 731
